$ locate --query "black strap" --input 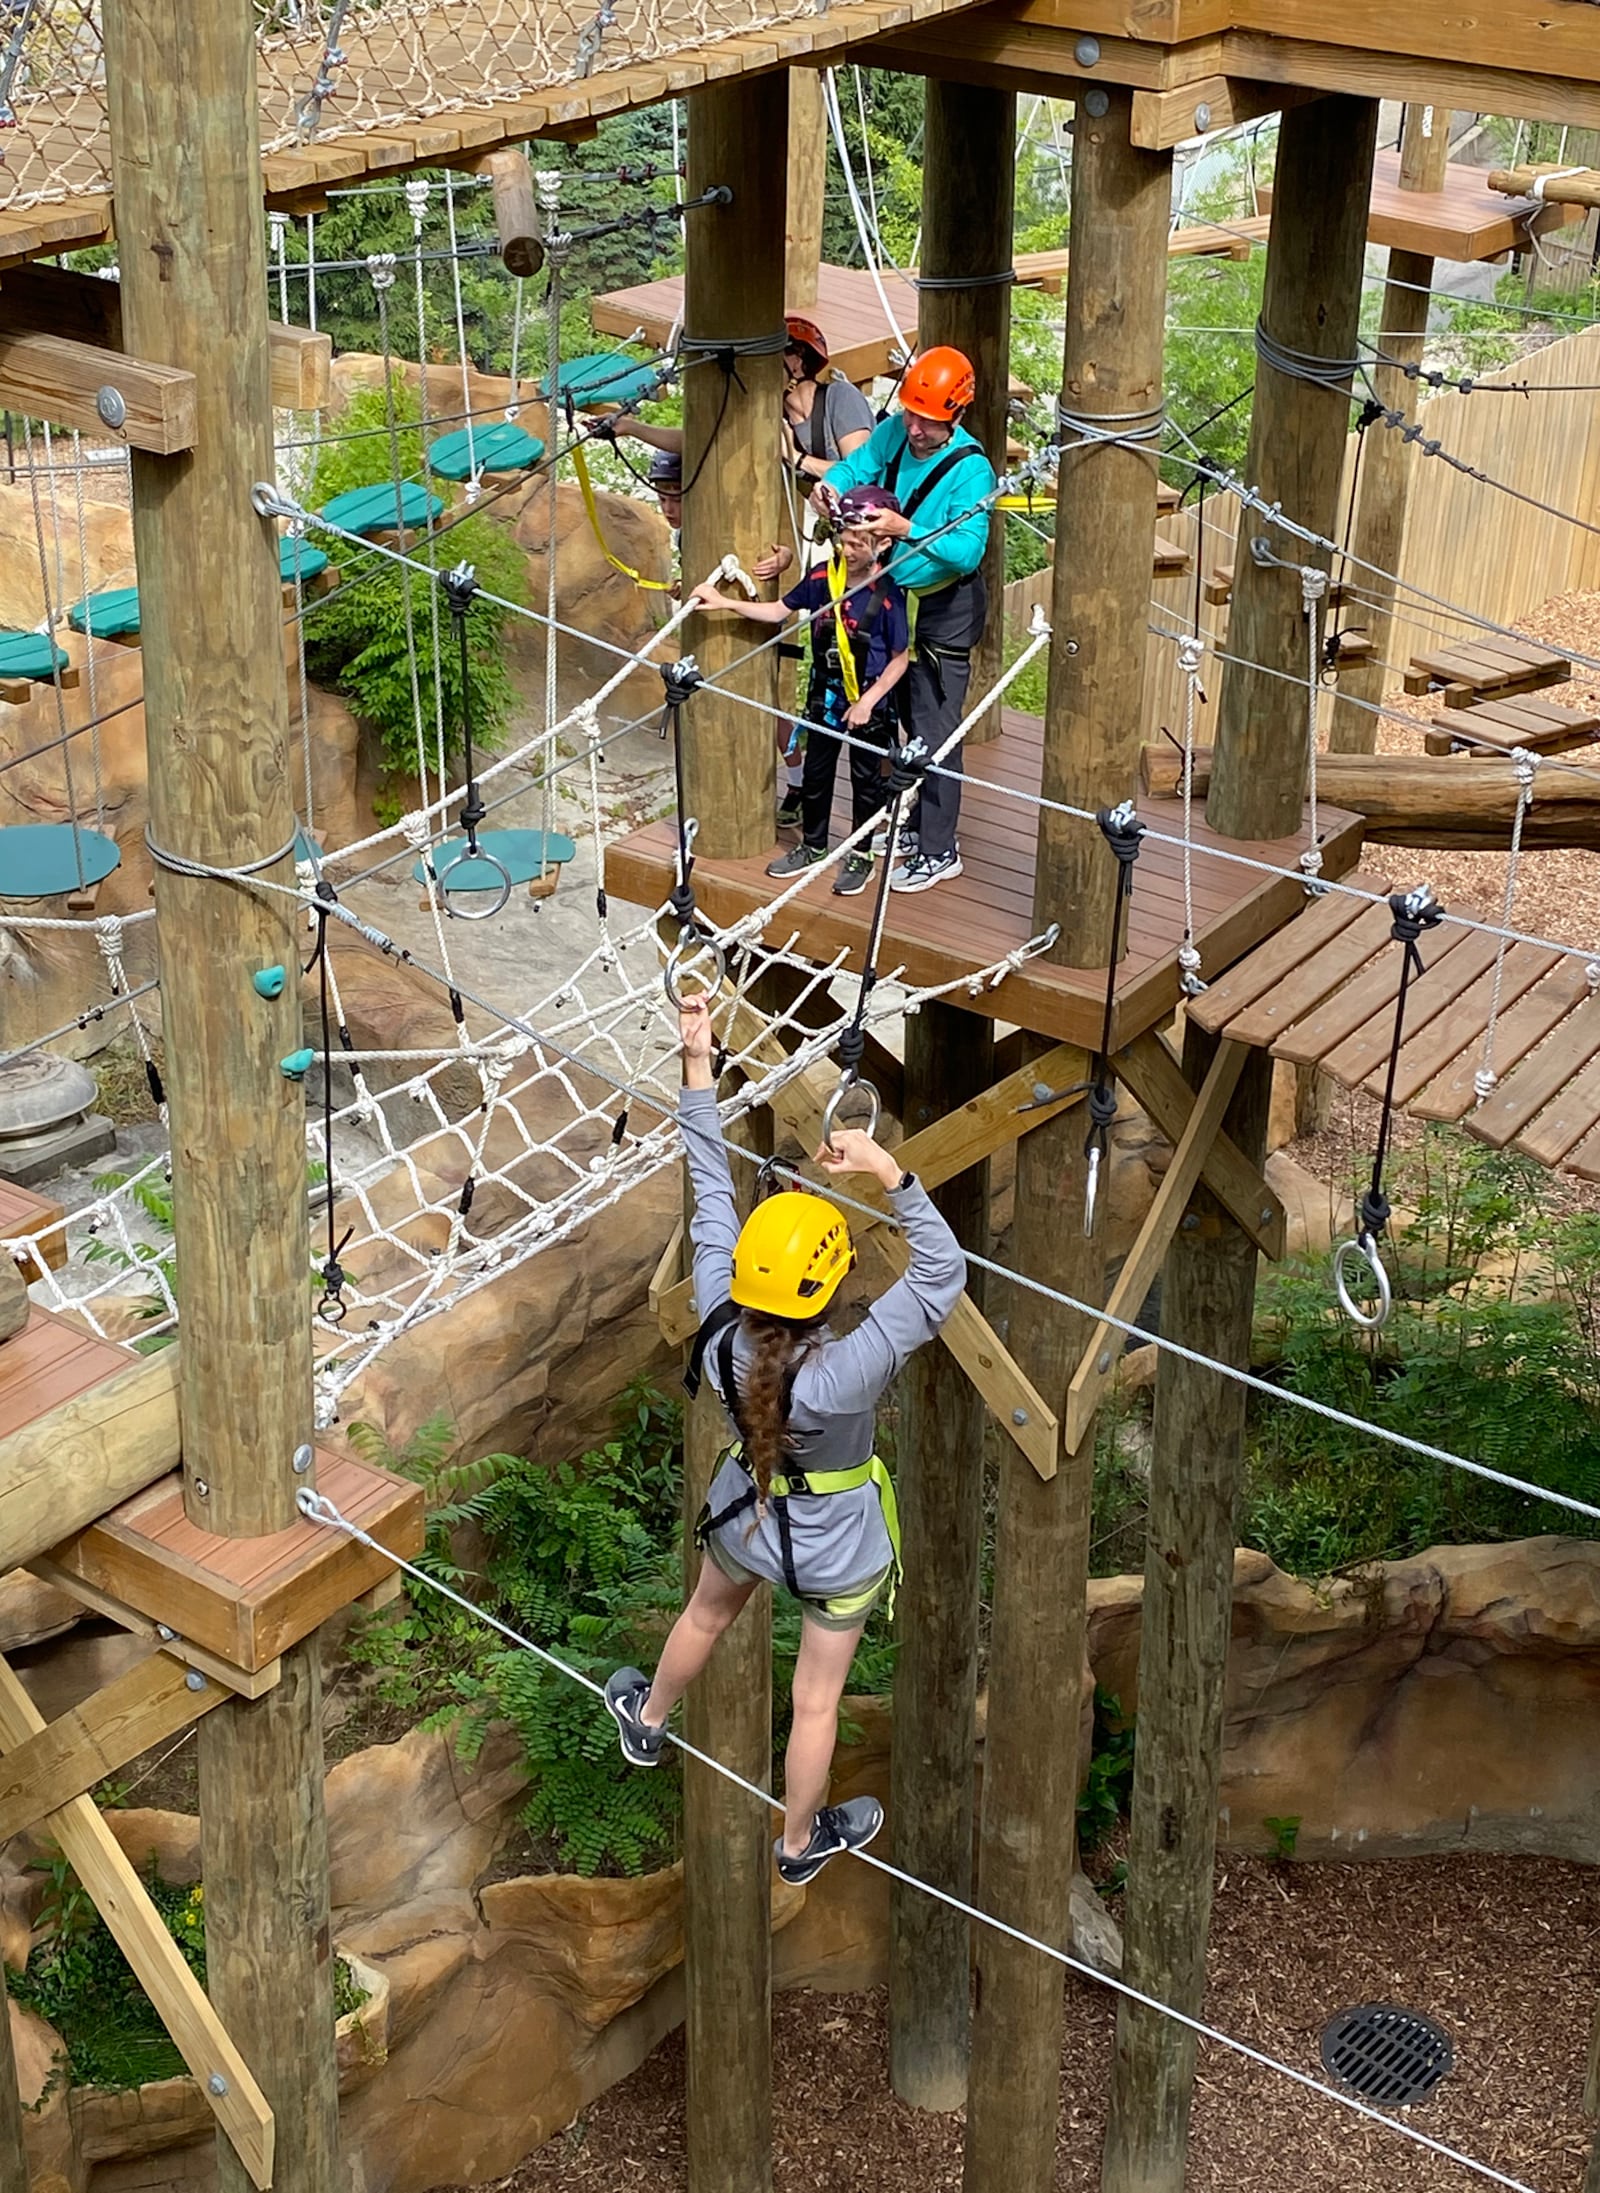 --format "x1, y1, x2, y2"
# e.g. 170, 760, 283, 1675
683, 1297, 739, 1401
809, 381, 832, 462
885, 427, 981, 521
